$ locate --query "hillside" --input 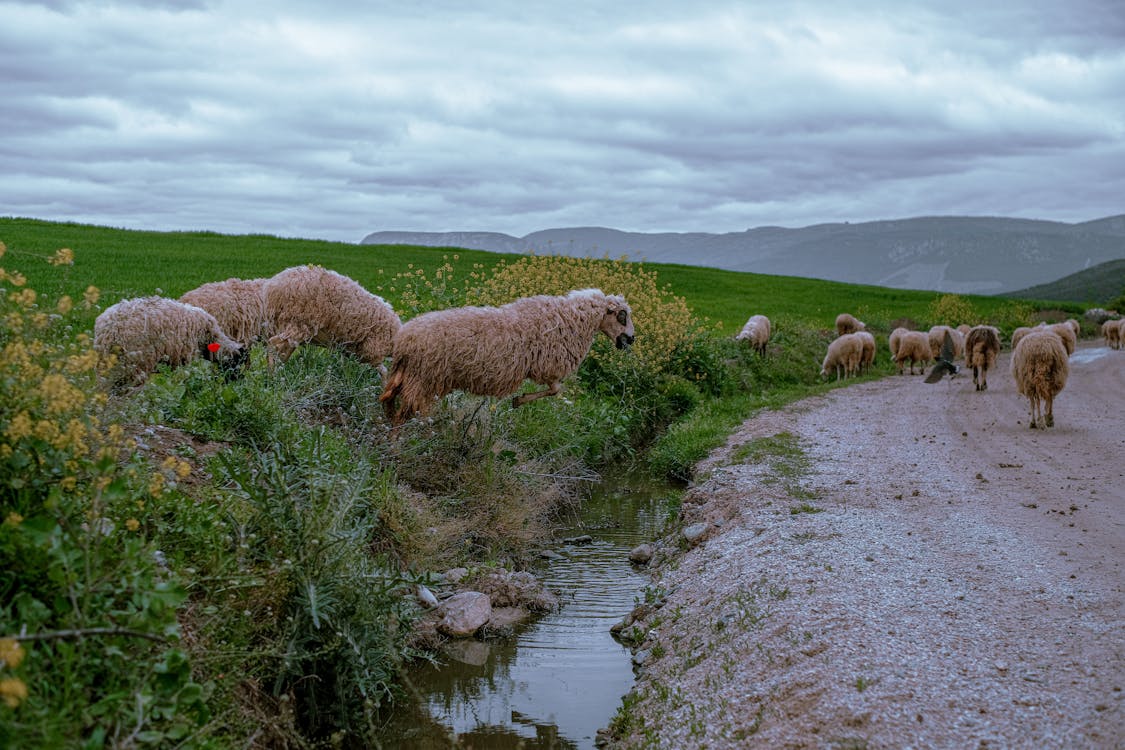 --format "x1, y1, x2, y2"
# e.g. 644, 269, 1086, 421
1003, 258, 1125, 304
362, 215, 1125, 296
